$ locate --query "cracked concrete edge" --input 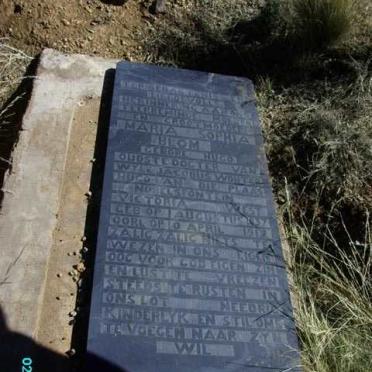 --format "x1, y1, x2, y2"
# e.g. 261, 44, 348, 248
0, 49, 117, 339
